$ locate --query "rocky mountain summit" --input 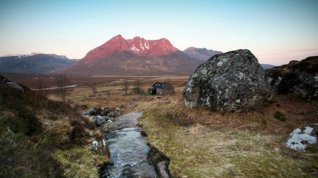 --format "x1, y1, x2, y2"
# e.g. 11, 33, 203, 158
183, 49, 271, 111
65, 35, 202, 76
266, 56, 318, 101
83, 35, 178, 63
